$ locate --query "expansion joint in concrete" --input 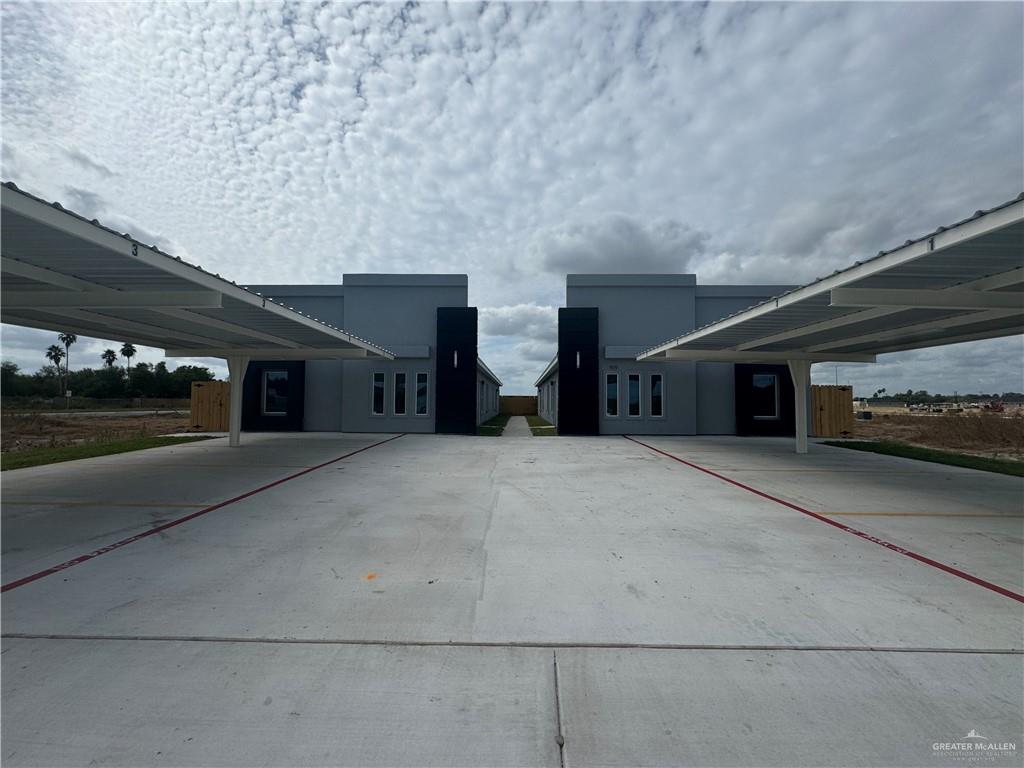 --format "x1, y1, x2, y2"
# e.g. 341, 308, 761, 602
553, 650, 566, 768
2, 634, 1021, 655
